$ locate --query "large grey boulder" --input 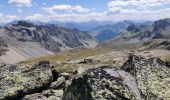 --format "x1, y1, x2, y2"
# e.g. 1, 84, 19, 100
0, 61, 53, 99
122, 55, 170, 99
63, 67, 136, 100
22, 93, 47, 100
50, 76, 65, 89
63, 55, 170, 100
